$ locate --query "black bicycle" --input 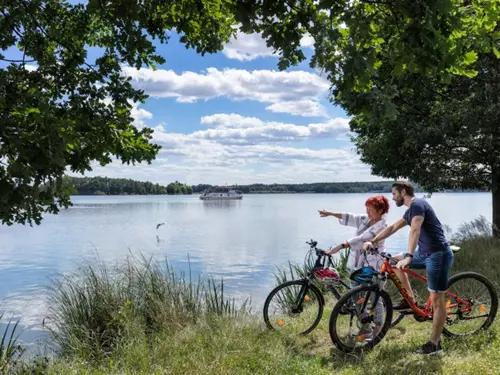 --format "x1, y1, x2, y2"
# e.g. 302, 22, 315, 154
263, 239, 405, 335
